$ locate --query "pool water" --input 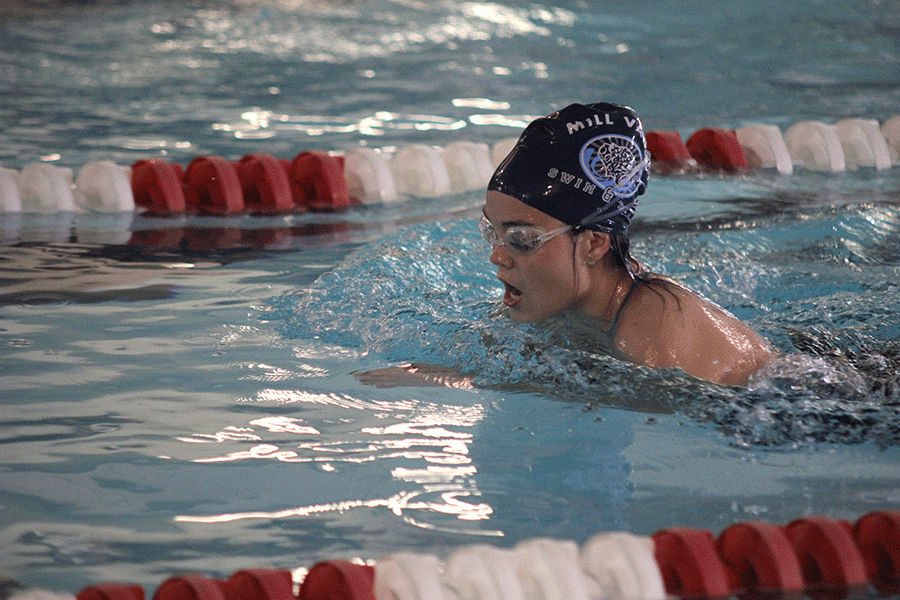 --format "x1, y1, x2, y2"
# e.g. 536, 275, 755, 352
2, 0, 900, 592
